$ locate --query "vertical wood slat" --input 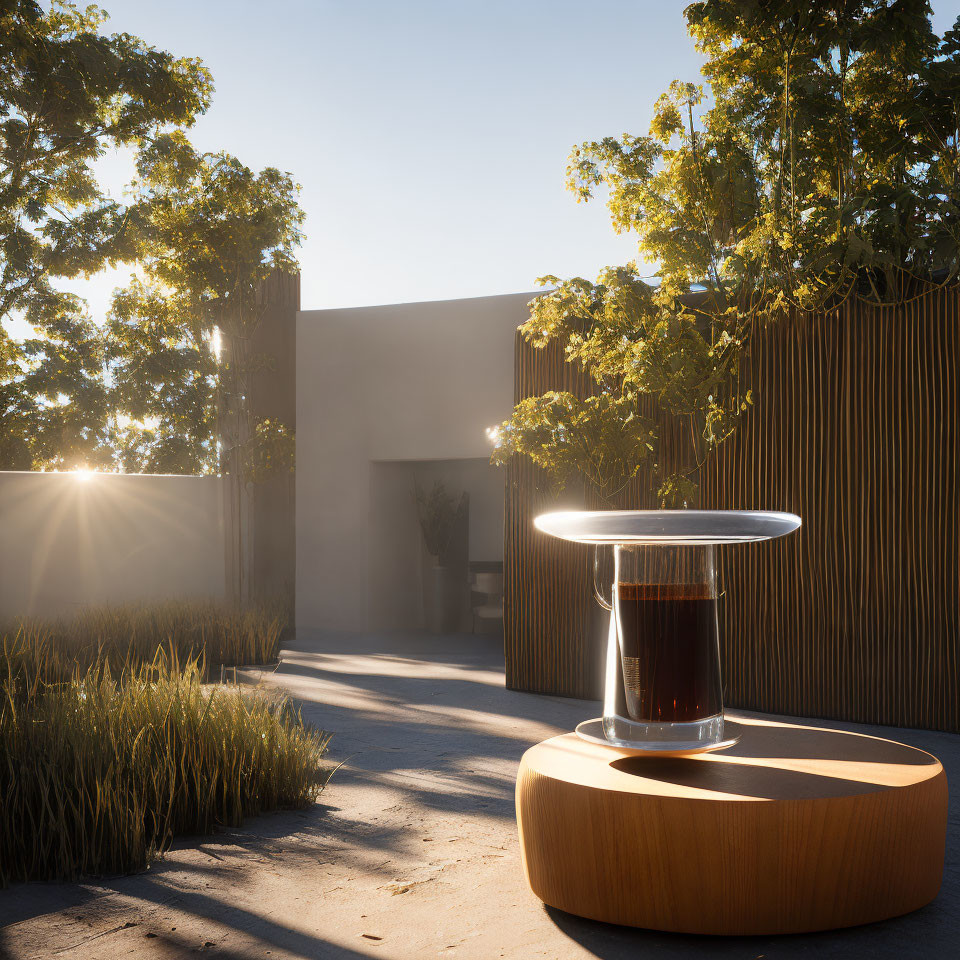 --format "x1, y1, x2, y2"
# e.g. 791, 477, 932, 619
504, 288, 960, 732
